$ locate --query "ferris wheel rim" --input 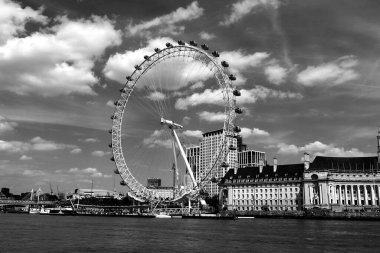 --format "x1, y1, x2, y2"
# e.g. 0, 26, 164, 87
110, 42, 237, 202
